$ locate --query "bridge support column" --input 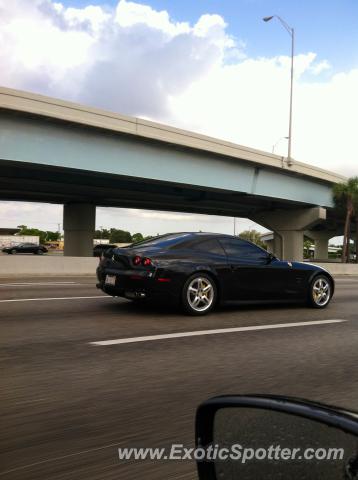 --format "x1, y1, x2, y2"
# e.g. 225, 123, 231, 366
306, 231, 331, 260
275, 230, 304, 261
63, 203, 96, 257
252, 207, 326, 261
273, 233, 283, 258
